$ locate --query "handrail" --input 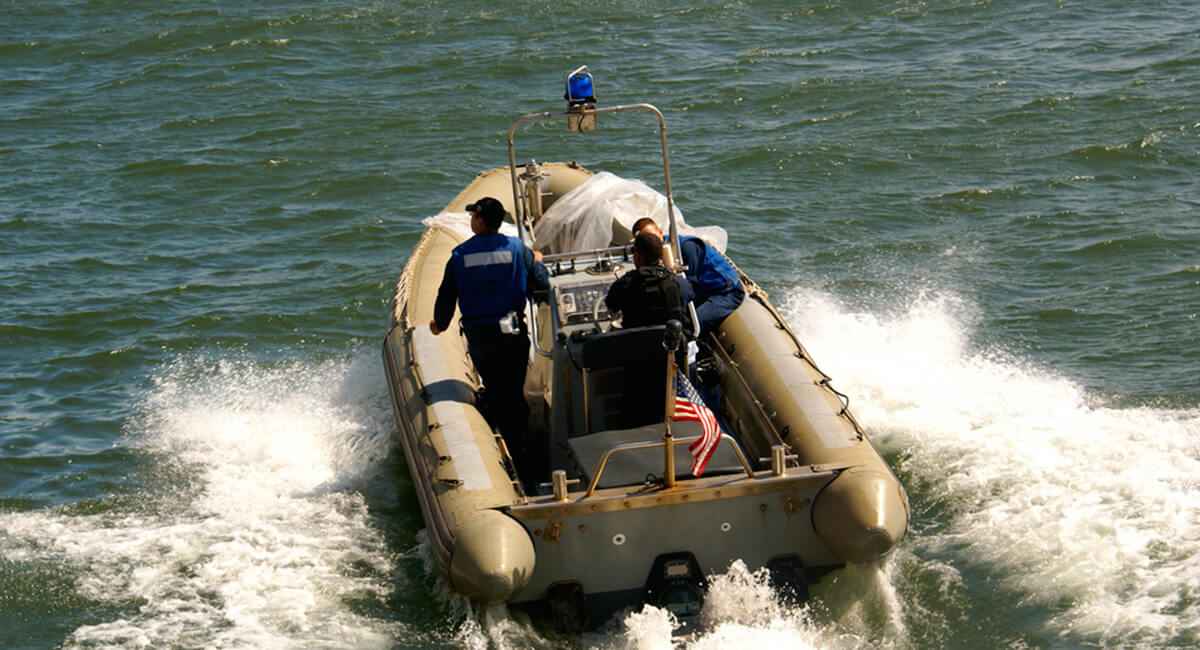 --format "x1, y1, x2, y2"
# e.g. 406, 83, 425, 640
707, 332, 789, 449
506, 103, 677, 257
506, 111, 552, 245
583, 433, 755, 497
748, 291, 868, 441
542, 244, 632, 265
529, 300, 552, 358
